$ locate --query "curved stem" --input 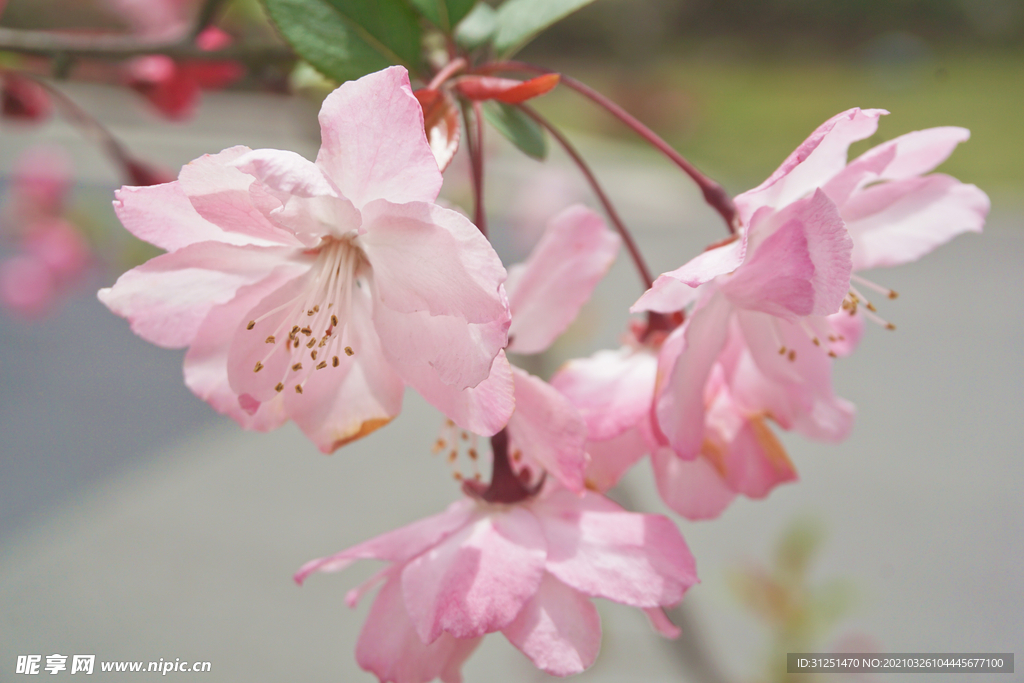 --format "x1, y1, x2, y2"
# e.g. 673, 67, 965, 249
472, 101, 487, 234
428, 57, 467, 90
481, 61, 739, 235
4, 70, 138, 183
517, 103, 654, 291
460, 99, 487, 237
